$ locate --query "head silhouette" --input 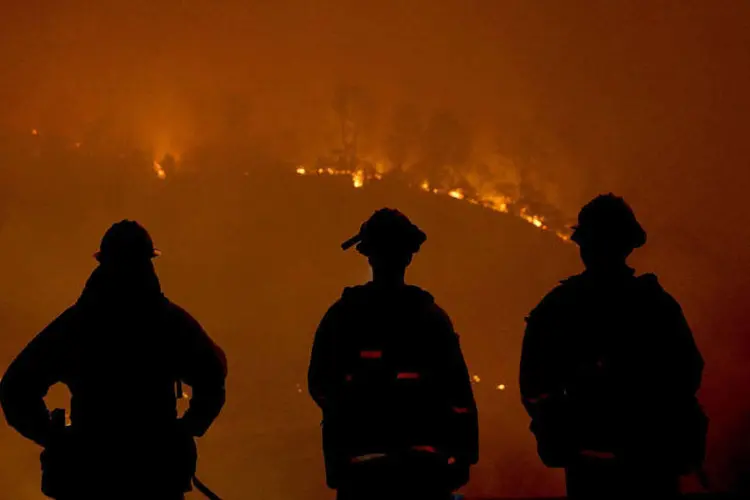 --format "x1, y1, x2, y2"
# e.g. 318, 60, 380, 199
571, 194, 646, 271
94, 220, 160, 270
342, 208, 426, 284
